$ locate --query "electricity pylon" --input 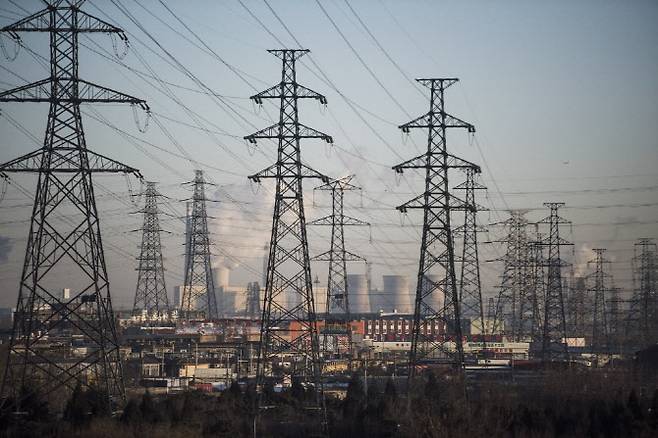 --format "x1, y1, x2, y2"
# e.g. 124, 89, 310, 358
245, 49, 331, 417
454, 167, 487, 340
627, 238, 657, 348
538, 202, 572, 361
181, 170, 218, 320
309, 175, 369, 358
392, 78, 476, 374
586, 249, 611, 355
0, 0, 148, 410
606, 286, 622, 353
132, 182, 170, 322
245, 282, 261, 318
528, 231, 546, 344
491, 210, 531, 340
